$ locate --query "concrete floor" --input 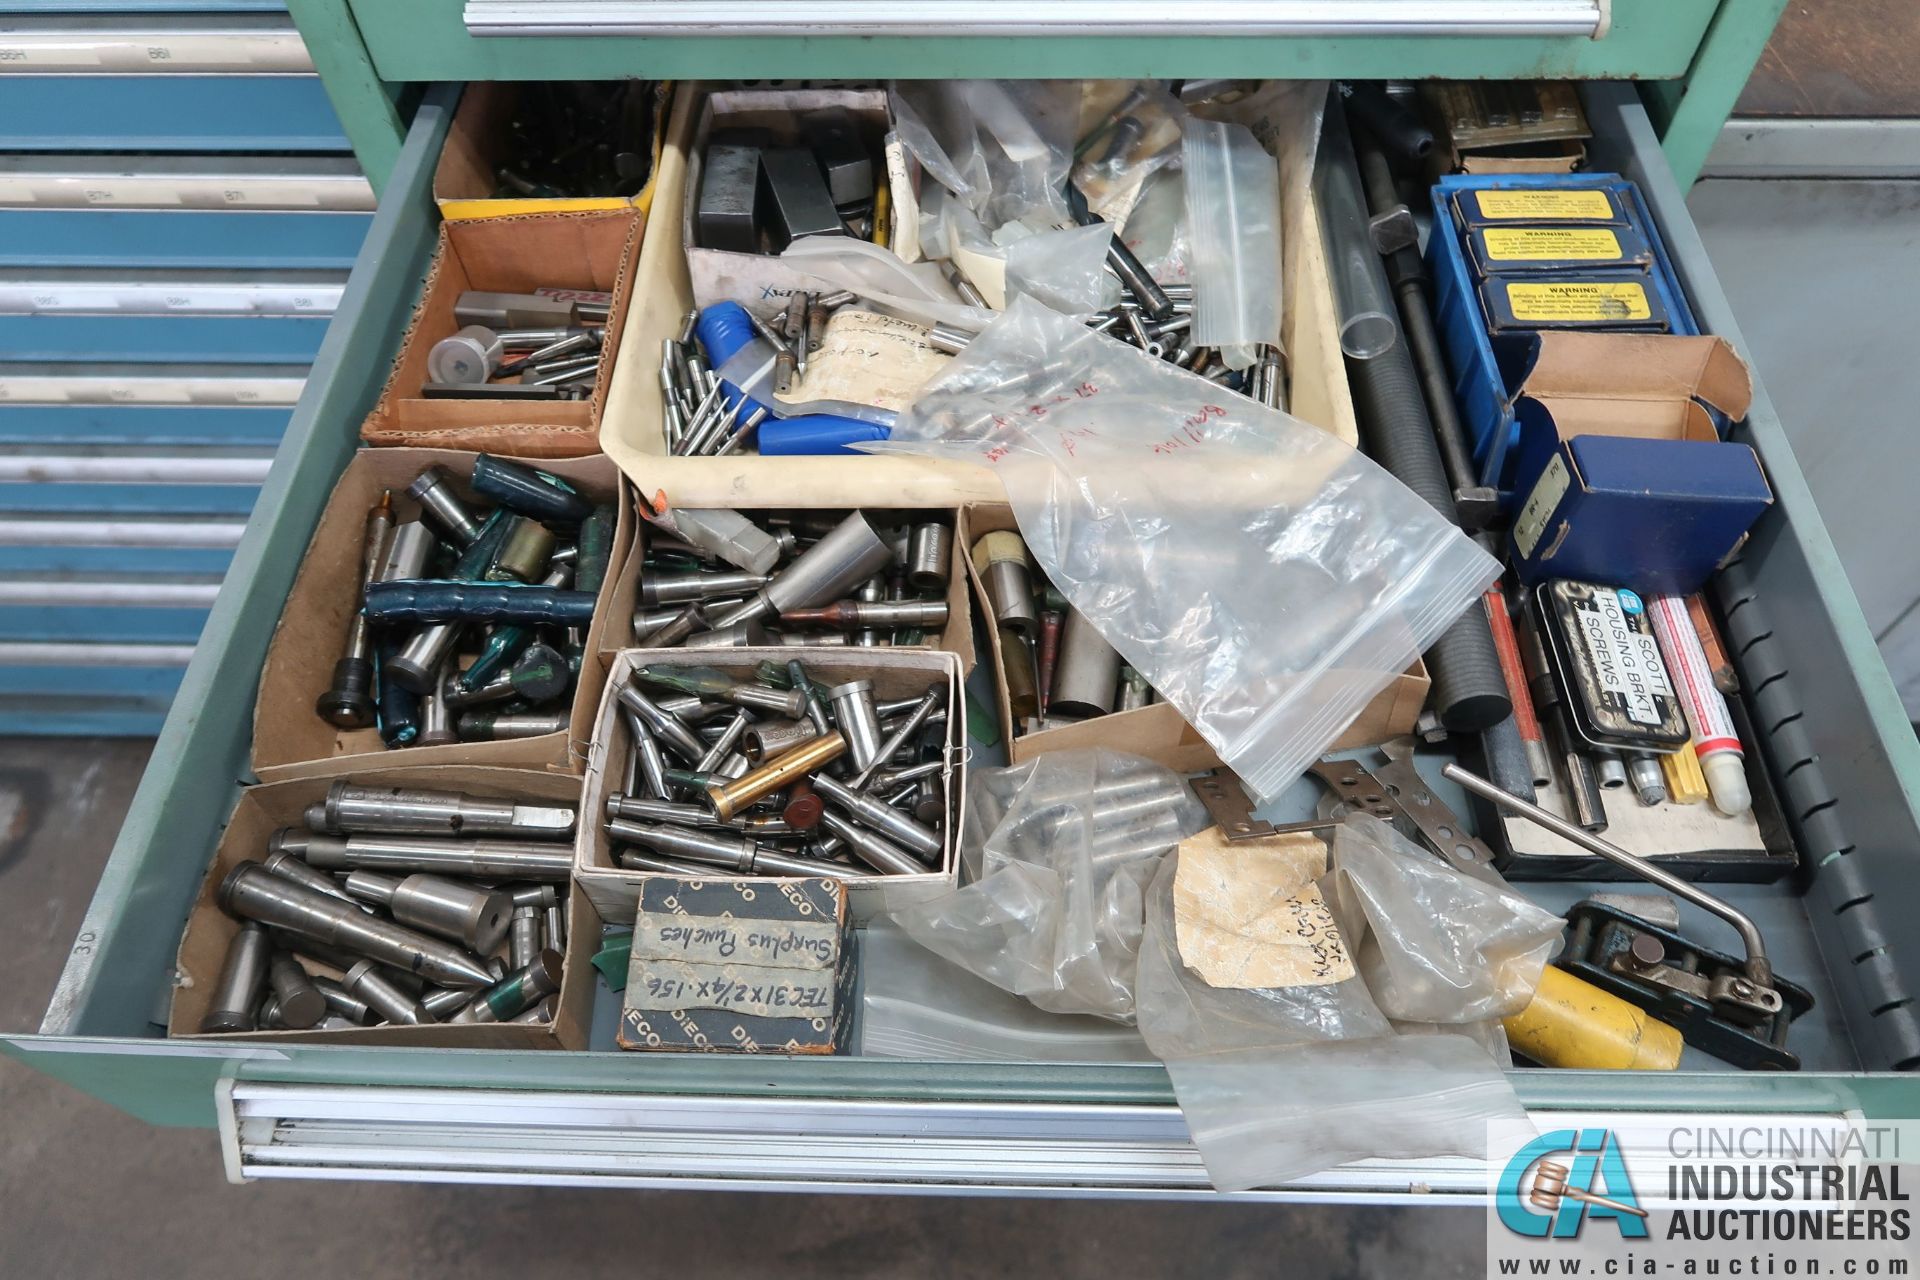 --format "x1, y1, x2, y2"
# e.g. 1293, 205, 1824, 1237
0, 737, 1482, 1278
